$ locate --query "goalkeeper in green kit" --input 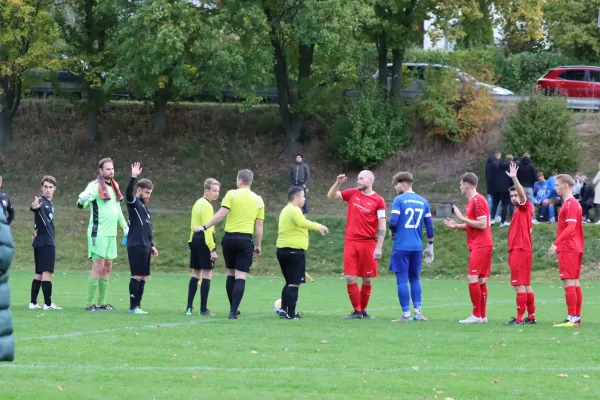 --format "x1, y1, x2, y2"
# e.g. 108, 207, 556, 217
77, 158, 128, 311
